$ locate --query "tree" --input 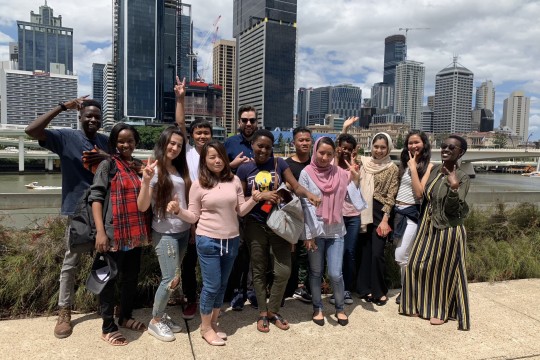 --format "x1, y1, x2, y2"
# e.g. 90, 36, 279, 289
396, 134, 404, 149
276, 133, 286, 154
137, 125, 166, 150
493, 133, 508, 149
